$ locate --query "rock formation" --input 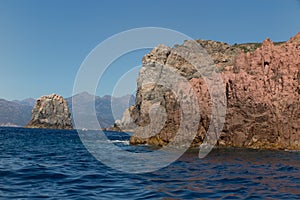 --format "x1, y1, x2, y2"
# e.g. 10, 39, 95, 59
26, 94, 73, 130
125, 32, 300, 150
109, 106, 137, 132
